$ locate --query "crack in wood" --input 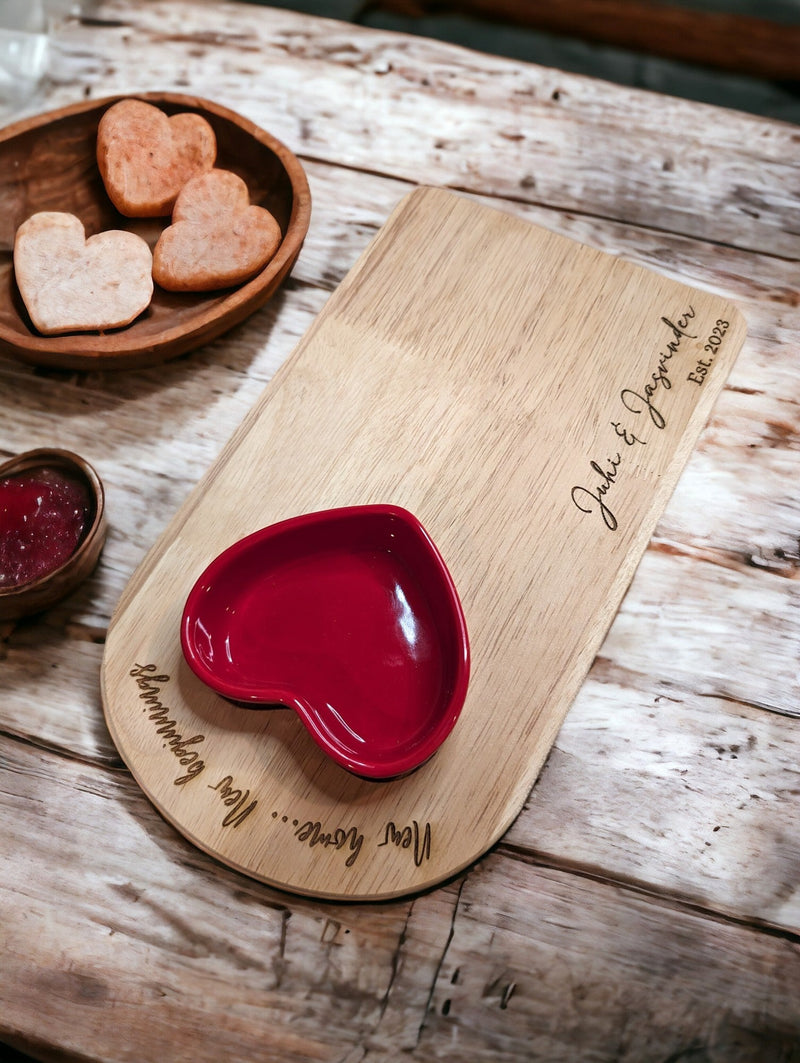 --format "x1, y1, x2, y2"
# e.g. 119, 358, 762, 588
415, 876, 468, 1048
496, 843, 800, 944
